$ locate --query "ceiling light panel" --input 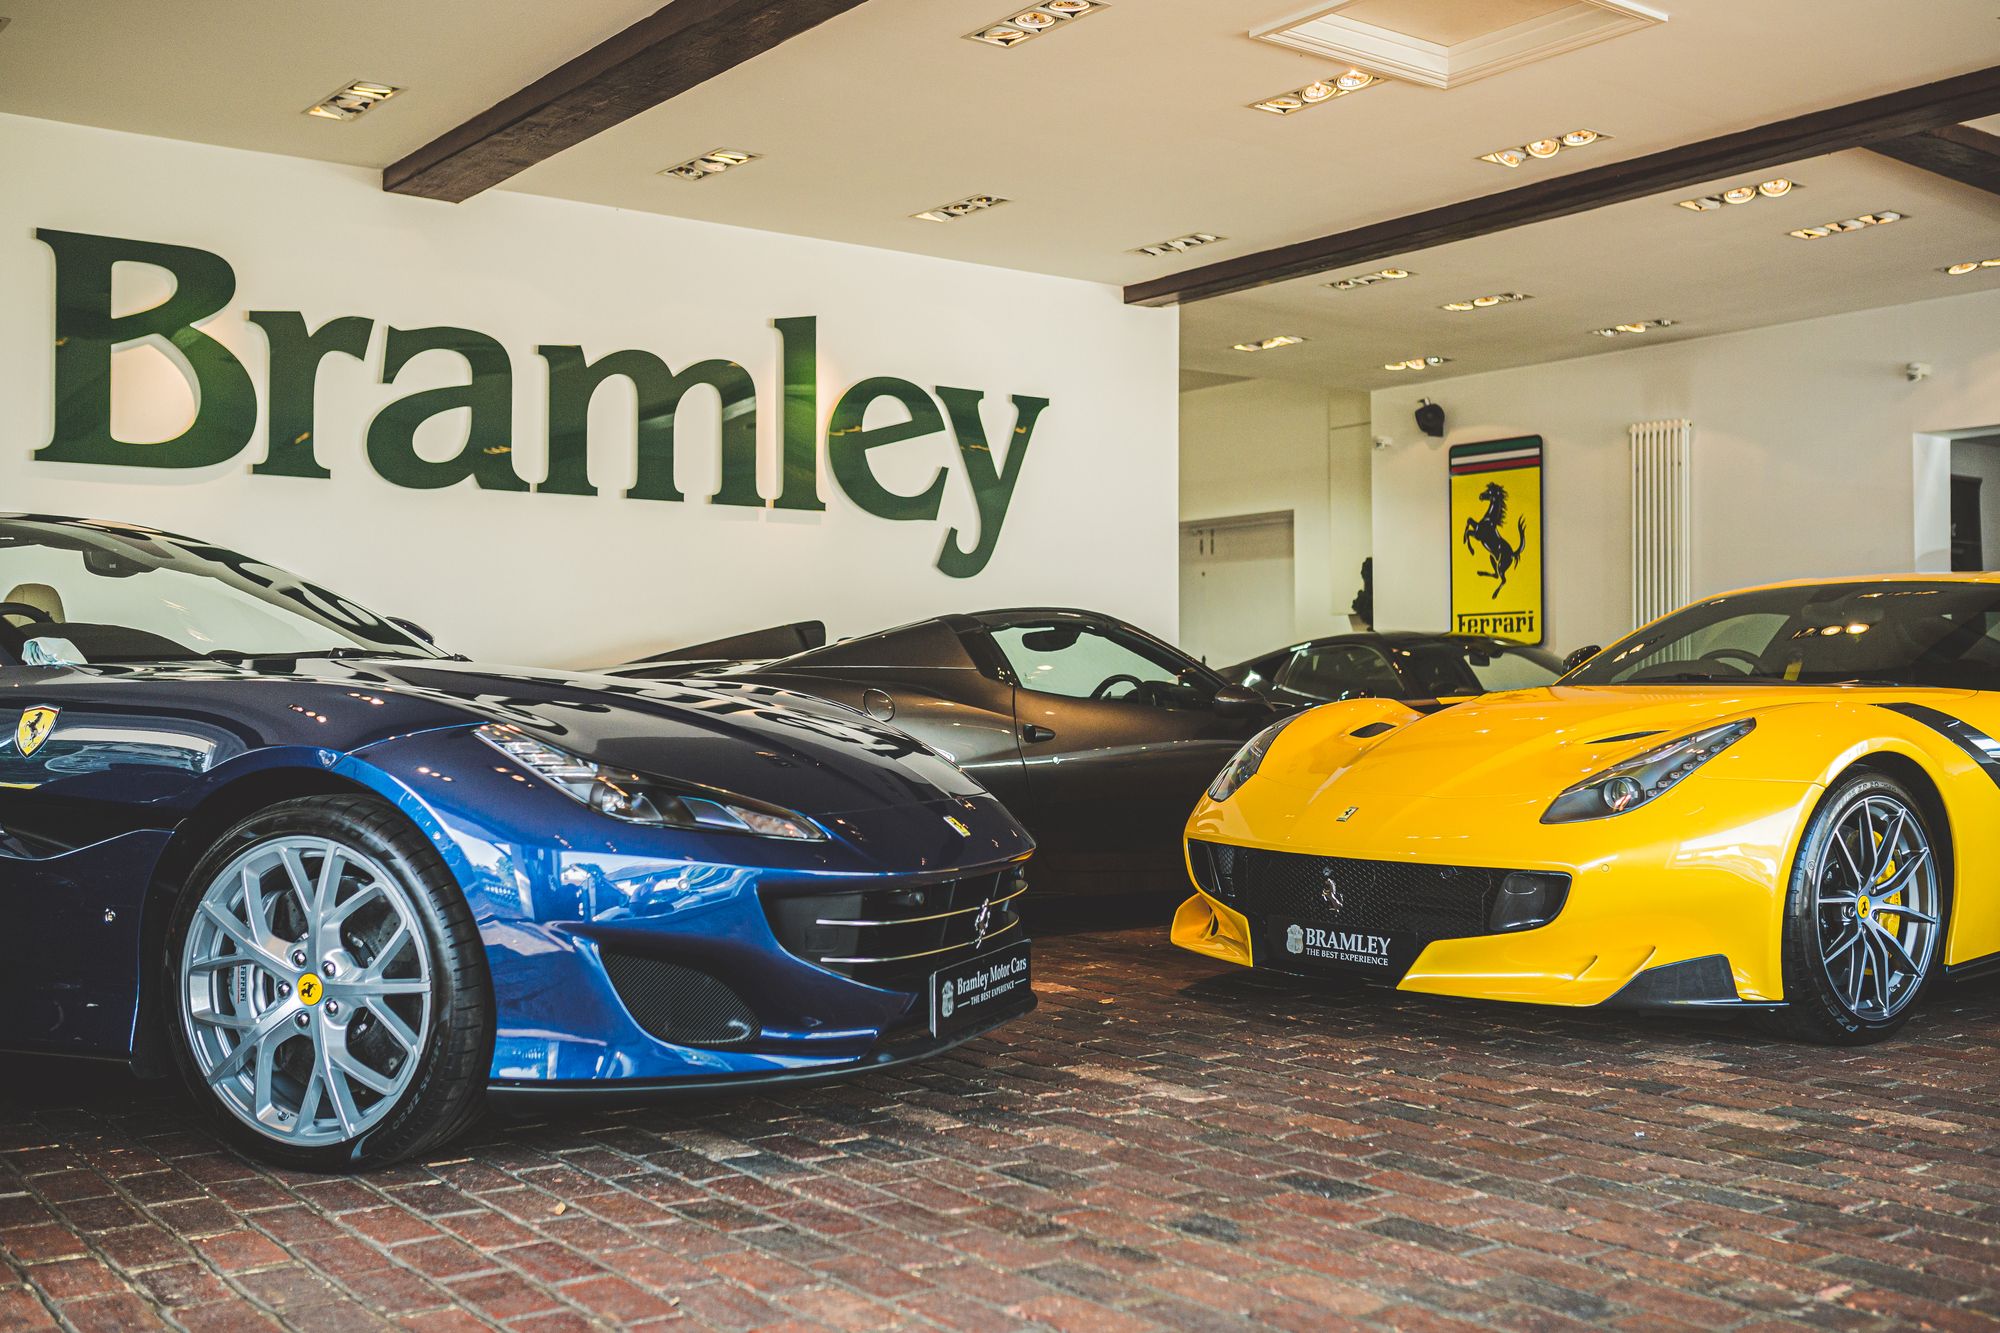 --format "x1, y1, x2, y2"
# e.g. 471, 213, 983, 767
968, 0, 1103, 48
1677, 178, 1797, 211
1589, 319, 1676, 338
1441, 292, 1530, 312
1479, 129, 1606, 168
306, 80, 401, 122
1328, 268, 1413, 290
1252, 69, 1382, 115
660, 148, 759, 182
912, 194, 1009, 223
1384, 356, 1450, 371
1788, 211, 1904, 240
1233, 335, 1307, 352
1133, 232, 1225, 258
1943, 258, 2000, 275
